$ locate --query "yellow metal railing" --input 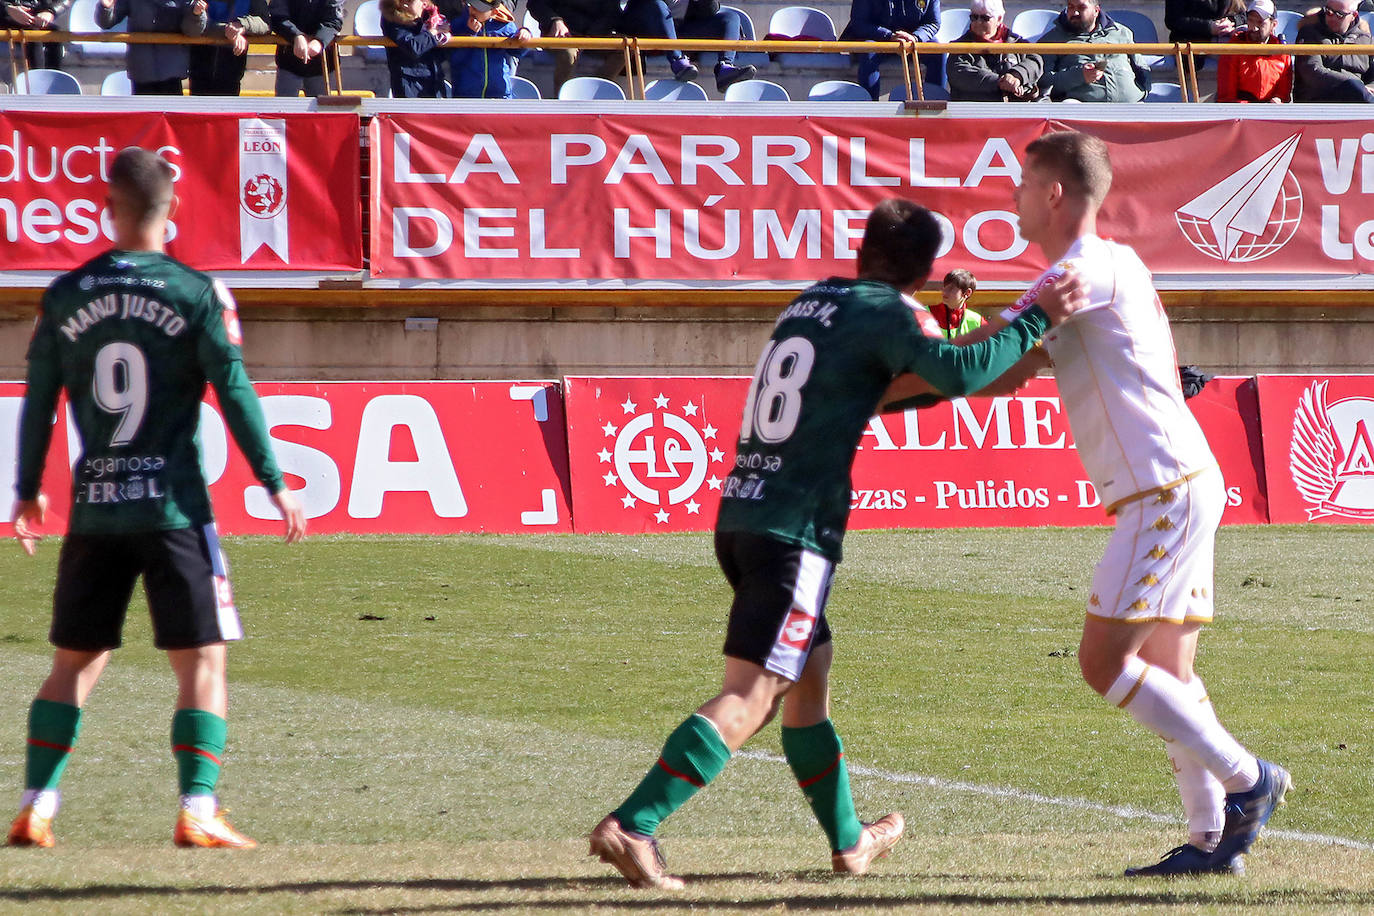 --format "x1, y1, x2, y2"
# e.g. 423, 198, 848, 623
3, 26, 1360, 102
